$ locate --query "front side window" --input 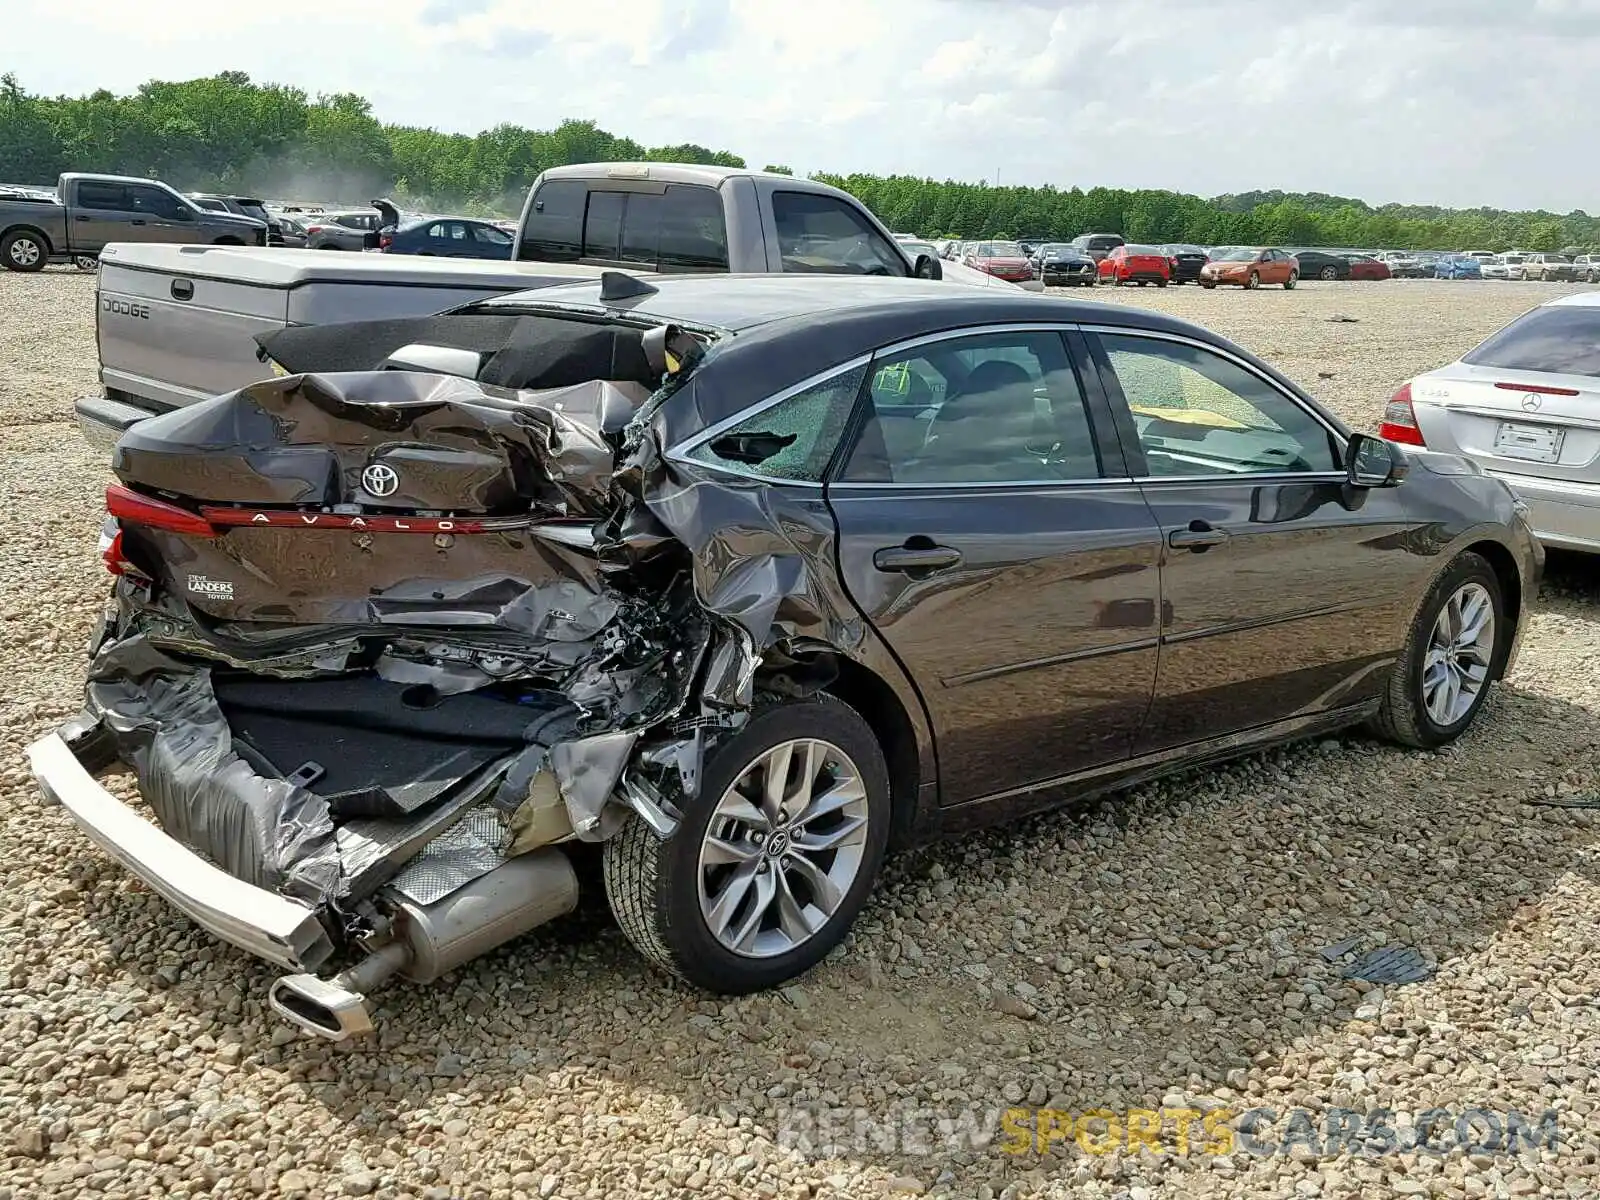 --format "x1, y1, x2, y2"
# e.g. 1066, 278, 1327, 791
126, 185, 189, 220
686, 364, 867, 482
772, 191, 907, 276
473, 224, 512, 246
842, 330, 1102, 484
1098, 334, 1340, 477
